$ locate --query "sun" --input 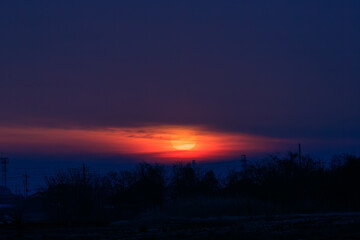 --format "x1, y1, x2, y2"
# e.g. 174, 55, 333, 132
170, 134, 197, 151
